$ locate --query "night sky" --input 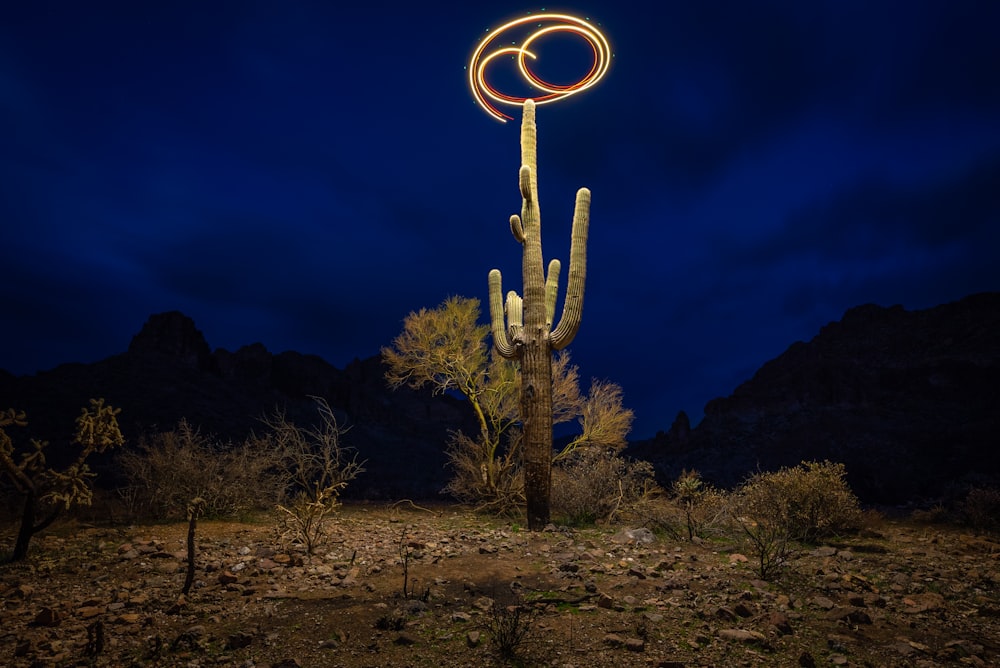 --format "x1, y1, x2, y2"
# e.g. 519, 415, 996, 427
2, 2, 998, 438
